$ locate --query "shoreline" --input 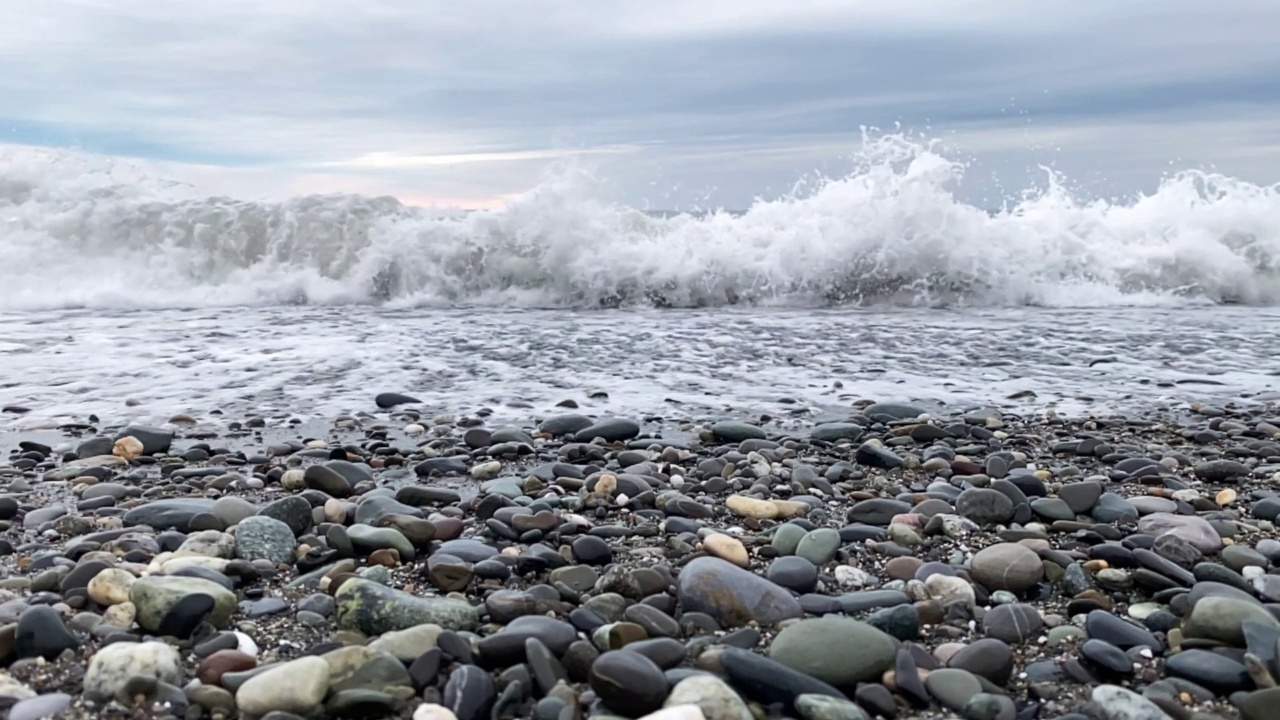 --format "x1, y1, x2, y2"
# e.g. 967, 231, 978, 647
0, 397, 1277, 720
3, 303, 1279, 443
